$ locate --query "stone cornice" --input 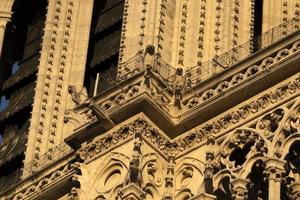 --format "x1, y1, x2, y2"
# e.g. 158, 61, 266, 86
176, 72, 300, 157
76, 114, 171, 164
65, 38, 300, 140
77, 74, 300, 161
